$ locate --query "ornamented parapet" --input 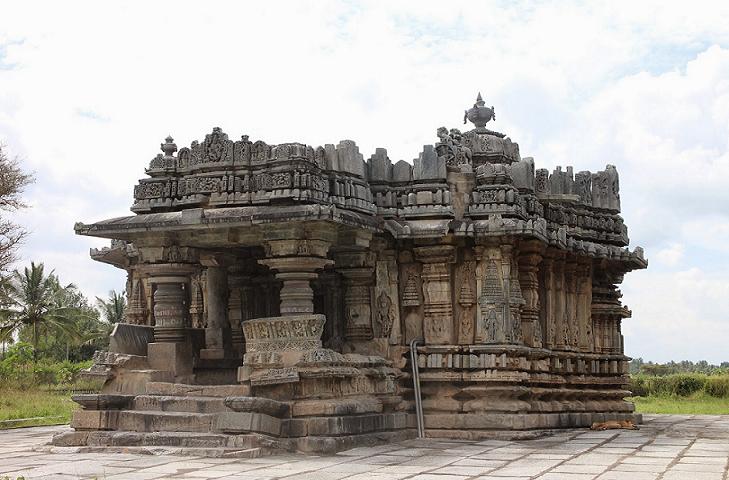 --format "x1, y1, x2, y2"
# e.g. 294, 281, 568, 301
243, 315, 324, 360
